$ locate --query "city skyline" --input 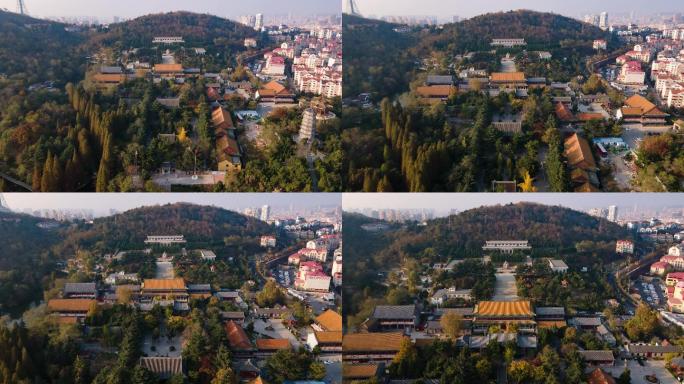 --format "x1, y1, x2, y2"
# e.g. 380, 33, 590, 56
2, 193, 341, 216
343, 193, 684, 215
349, 0, 681, 19
0, 0, 340, 20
